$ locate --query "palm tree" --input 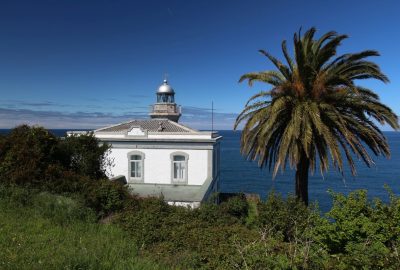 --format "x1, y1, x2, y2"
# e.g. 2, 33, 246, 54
234, 27, 399, 205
